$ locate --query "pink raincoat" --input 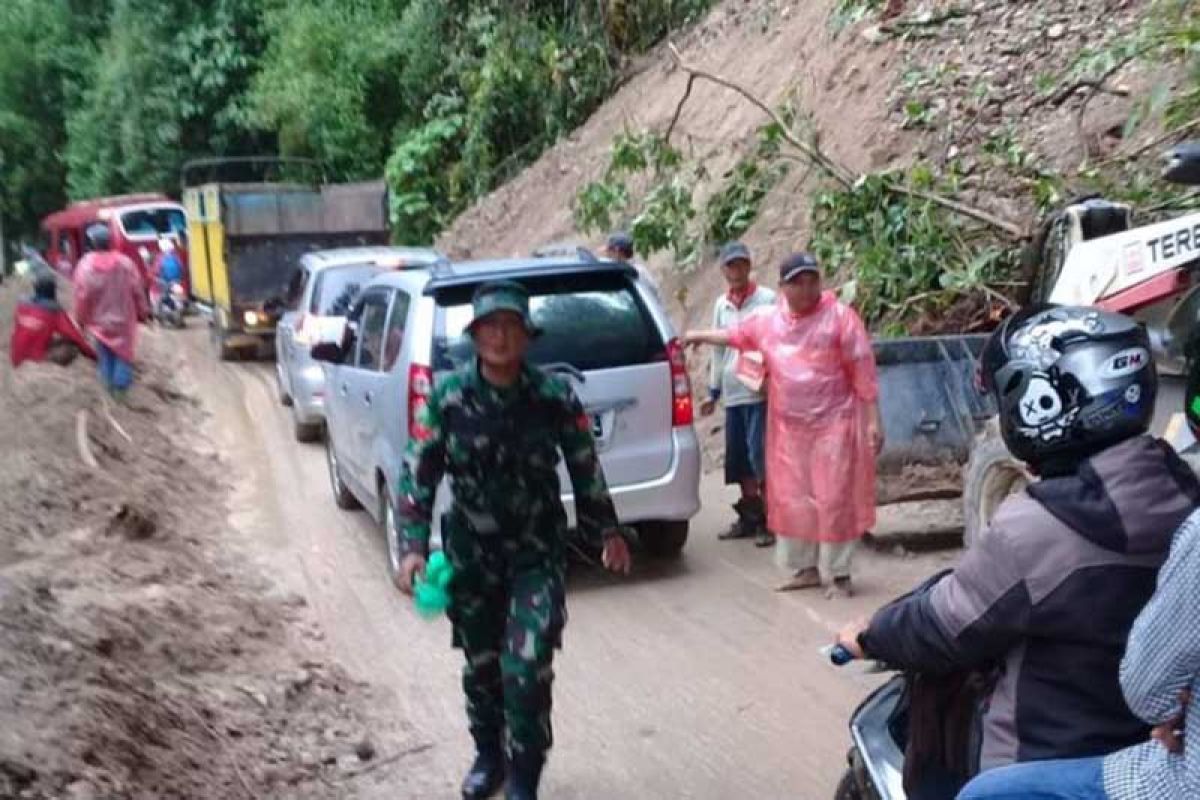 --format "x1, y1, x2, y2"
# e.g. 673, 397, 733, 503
72, 251, 148, 363
729, 291, 879, 543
